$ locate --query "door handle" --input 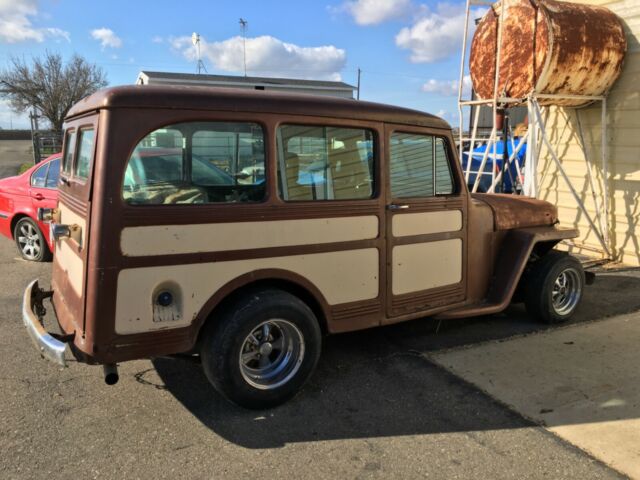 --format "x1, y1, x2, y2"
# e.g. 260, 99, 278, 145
34, 193, 44, 201
387, 204, 410, 210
